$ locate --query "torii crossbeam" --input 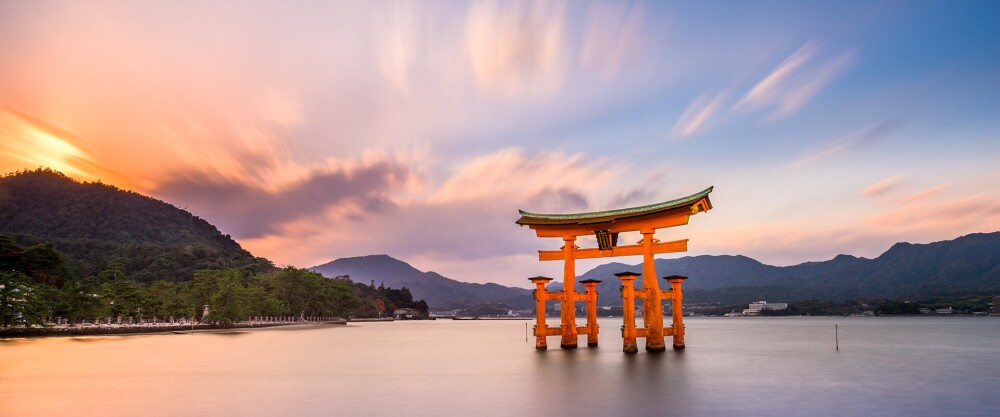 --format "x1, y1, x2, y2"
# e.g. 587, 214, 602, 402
516, 186, 713, 352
